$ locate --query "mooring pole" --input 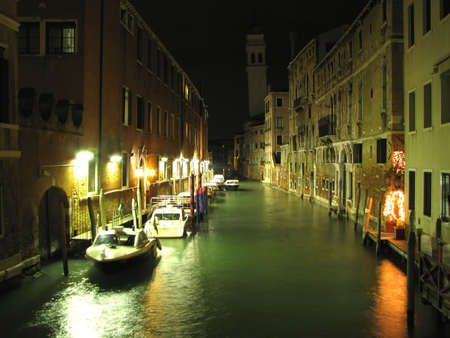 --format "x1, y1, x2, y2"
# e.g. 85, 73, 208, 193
407, 210, 416, 326
87, 197, 96, 242
190, 173, 195, 225
328, 182, 333, 216
355, 183, 361, 231
376, 200, 382, 256
60, 202, 69, 276
362, 197, 373, 243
